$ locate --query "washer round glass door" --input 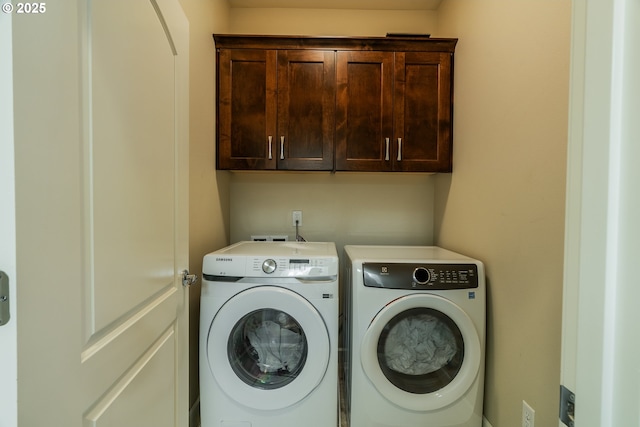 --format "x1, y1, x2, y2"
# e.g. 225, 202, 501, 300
361, 293, 481, 411
207, 286, 330, 410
